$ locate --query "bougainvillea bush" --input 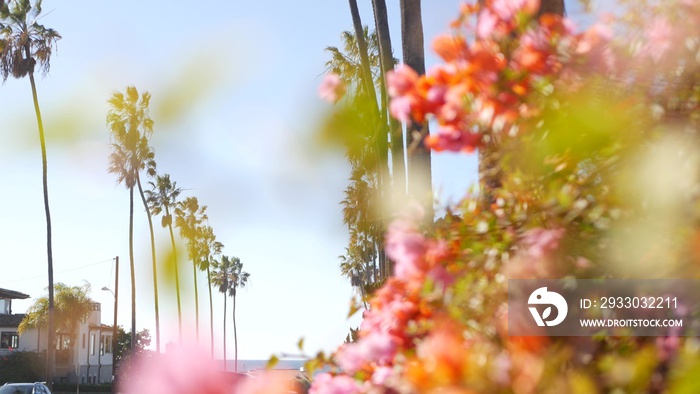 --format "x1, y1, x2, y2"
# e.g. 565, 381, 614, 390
311, 0, 700, 393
